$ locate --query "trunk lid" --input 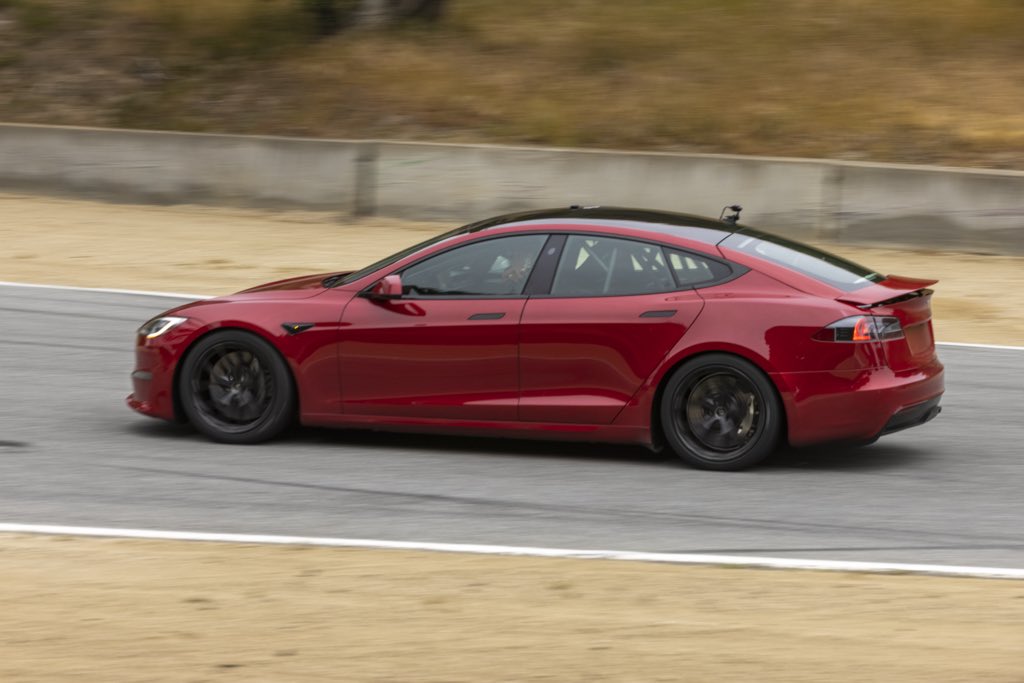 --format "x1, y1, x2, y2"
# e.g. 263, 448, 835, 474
838, 275, 938, 371
835, 275, 938, 309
